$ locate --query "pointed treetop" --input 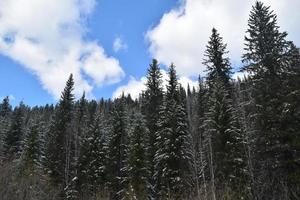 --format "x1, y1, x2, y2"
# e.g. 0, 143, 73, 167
242, 1, 288, 75
0, 96, 11, 117
146, 59, 163, 91
203, 28, 232, 87
60, 73, 75, 105
166, 63, 179, 101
